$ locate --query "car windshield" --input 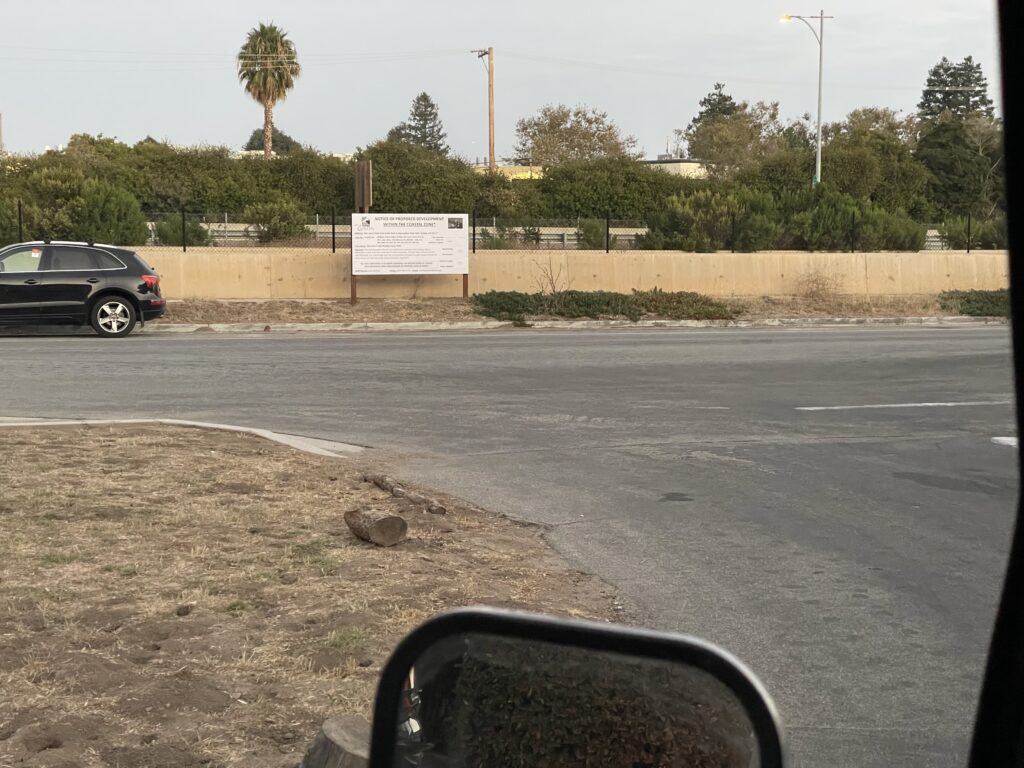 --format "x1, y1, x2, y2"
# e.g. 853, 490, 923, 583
0, 2, 1010, 768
